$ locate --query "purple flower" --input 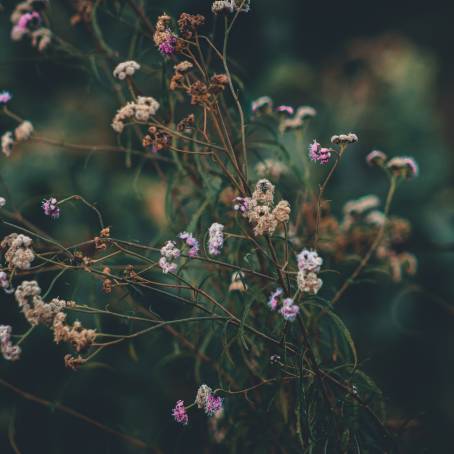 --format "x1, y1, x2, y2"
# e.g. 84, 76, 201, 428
204, 394, 223, 416
279, 298, 300, 322
0, 91, 12, 104
172, 400, 188, 425
309, 140, 332, 165
42, 198, 60, 219
276, 105, 294, 116
233, 197, 250, 214
179, 232, 200, 257
267, 288, 283, 311
159, 32, 177, 56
